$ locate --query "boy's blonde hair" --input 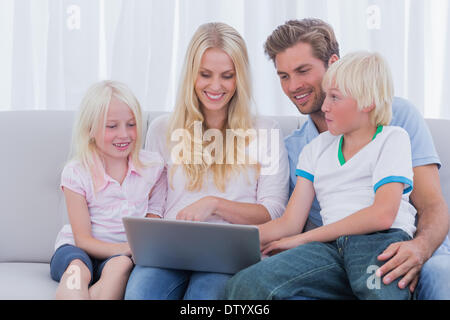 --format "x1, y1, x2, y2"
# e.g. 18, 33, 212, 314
168, 22, 255, 192
71, 80, 144, 185
322, 51, 394, 126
